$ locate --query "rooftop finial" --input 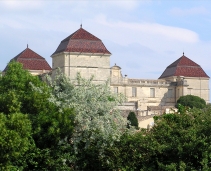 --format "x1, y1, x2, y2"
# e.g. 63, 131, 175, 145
80, 24, 82, 28
27, 44, 28, 48
183, 52, 184, 56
